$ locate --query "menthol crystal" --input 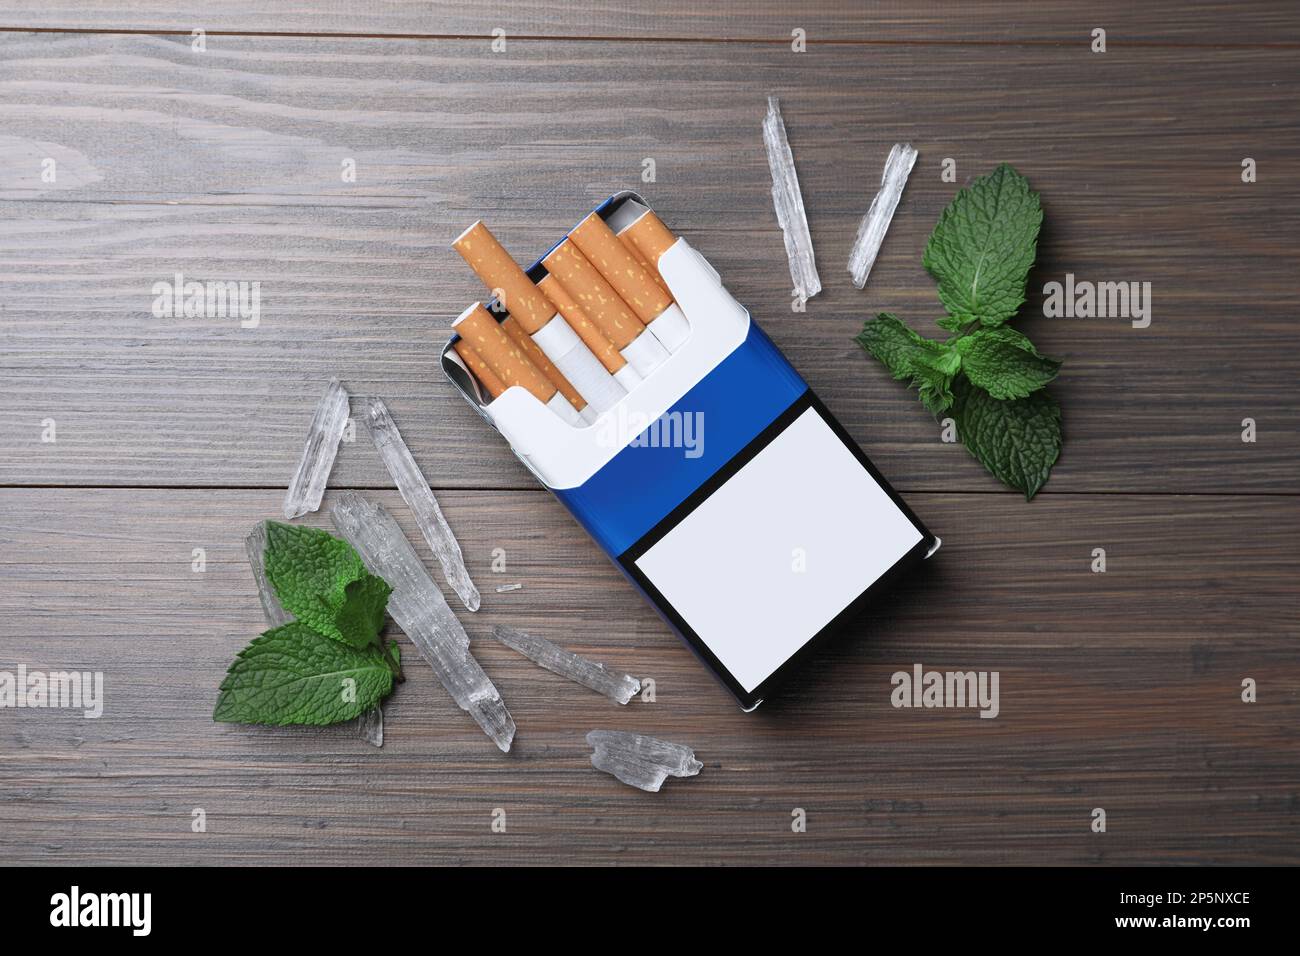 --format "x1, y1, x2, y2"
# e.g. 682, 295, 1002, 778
244, 522, 292, 628
586, 730, 702, 792
492, 625, 640, 704
363, 397, 480, 612
283, 378, 350, 519
762, 96, 821, 306
848, 143, 917, 289
331, 492, 514, 753
356, 704, 383, 747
